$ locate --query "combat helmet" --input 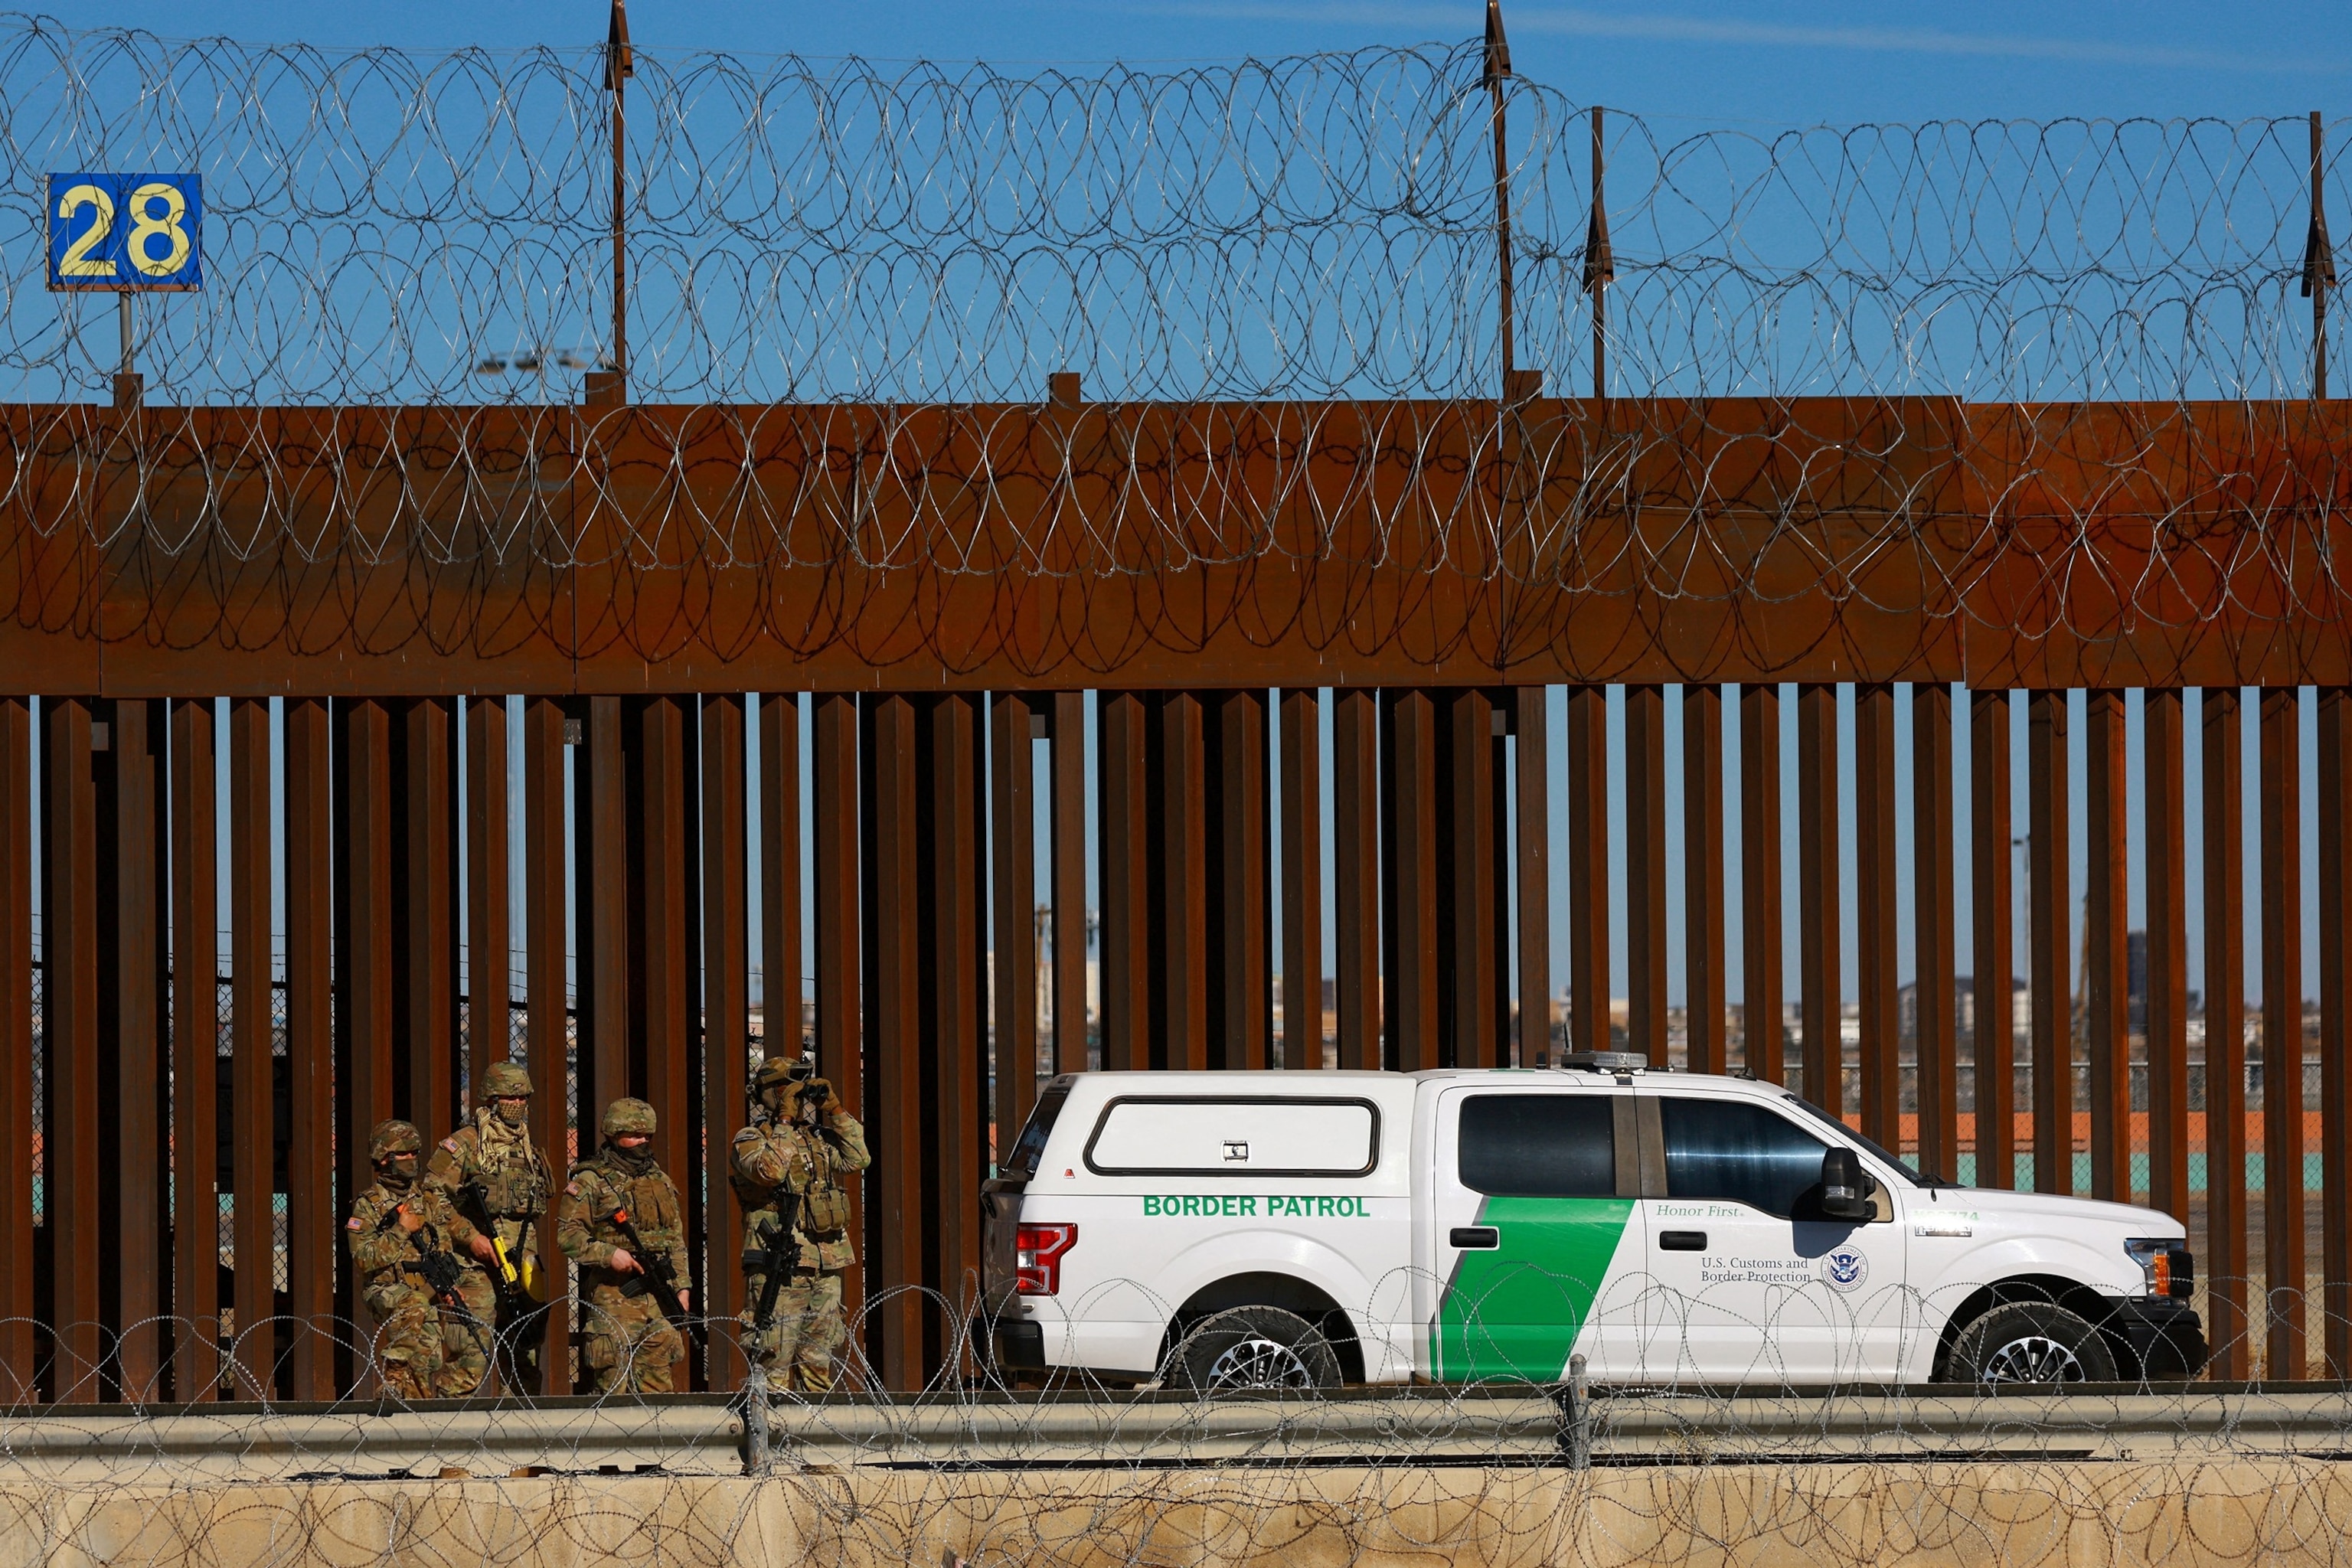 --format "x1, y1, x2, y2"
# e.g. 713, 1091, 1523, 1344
601, 1097, 658, 1138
